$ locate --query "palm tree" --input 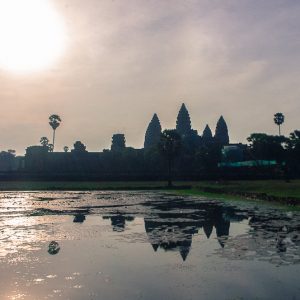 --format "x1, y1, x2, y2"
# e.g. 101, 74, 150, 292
274, 113, 284, 135
63, 146, 69, 152
49, 114, 61, 151
40, 136, 49, 147
158, 129, 182, 187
